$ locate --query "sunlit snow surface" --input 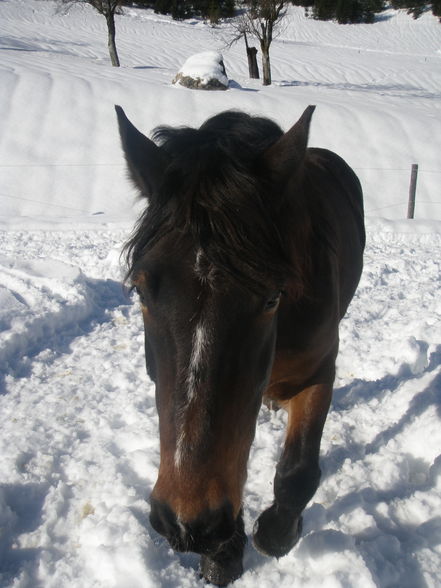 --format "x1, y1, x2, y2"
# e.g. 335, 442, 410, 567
0, 1, 440, 586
